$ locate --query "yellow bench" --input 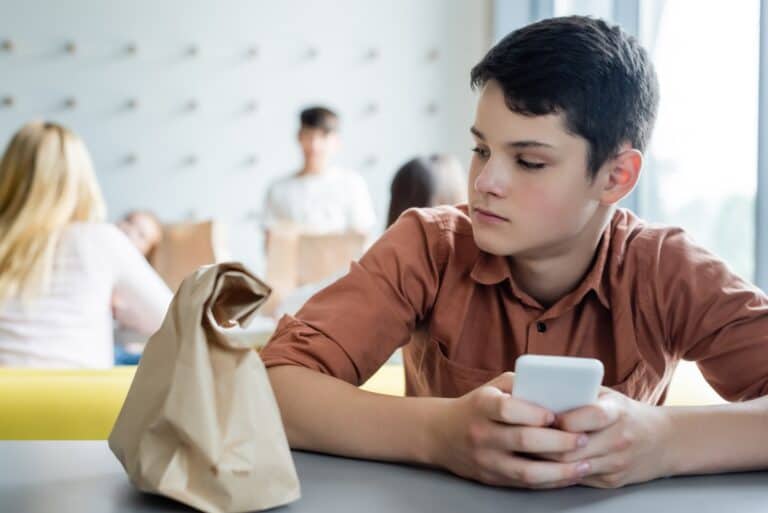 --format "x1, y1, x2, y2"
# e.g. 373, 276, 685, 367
0, 365, 405, 440
0, 362, 721, 440
0, 367, 137, 440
